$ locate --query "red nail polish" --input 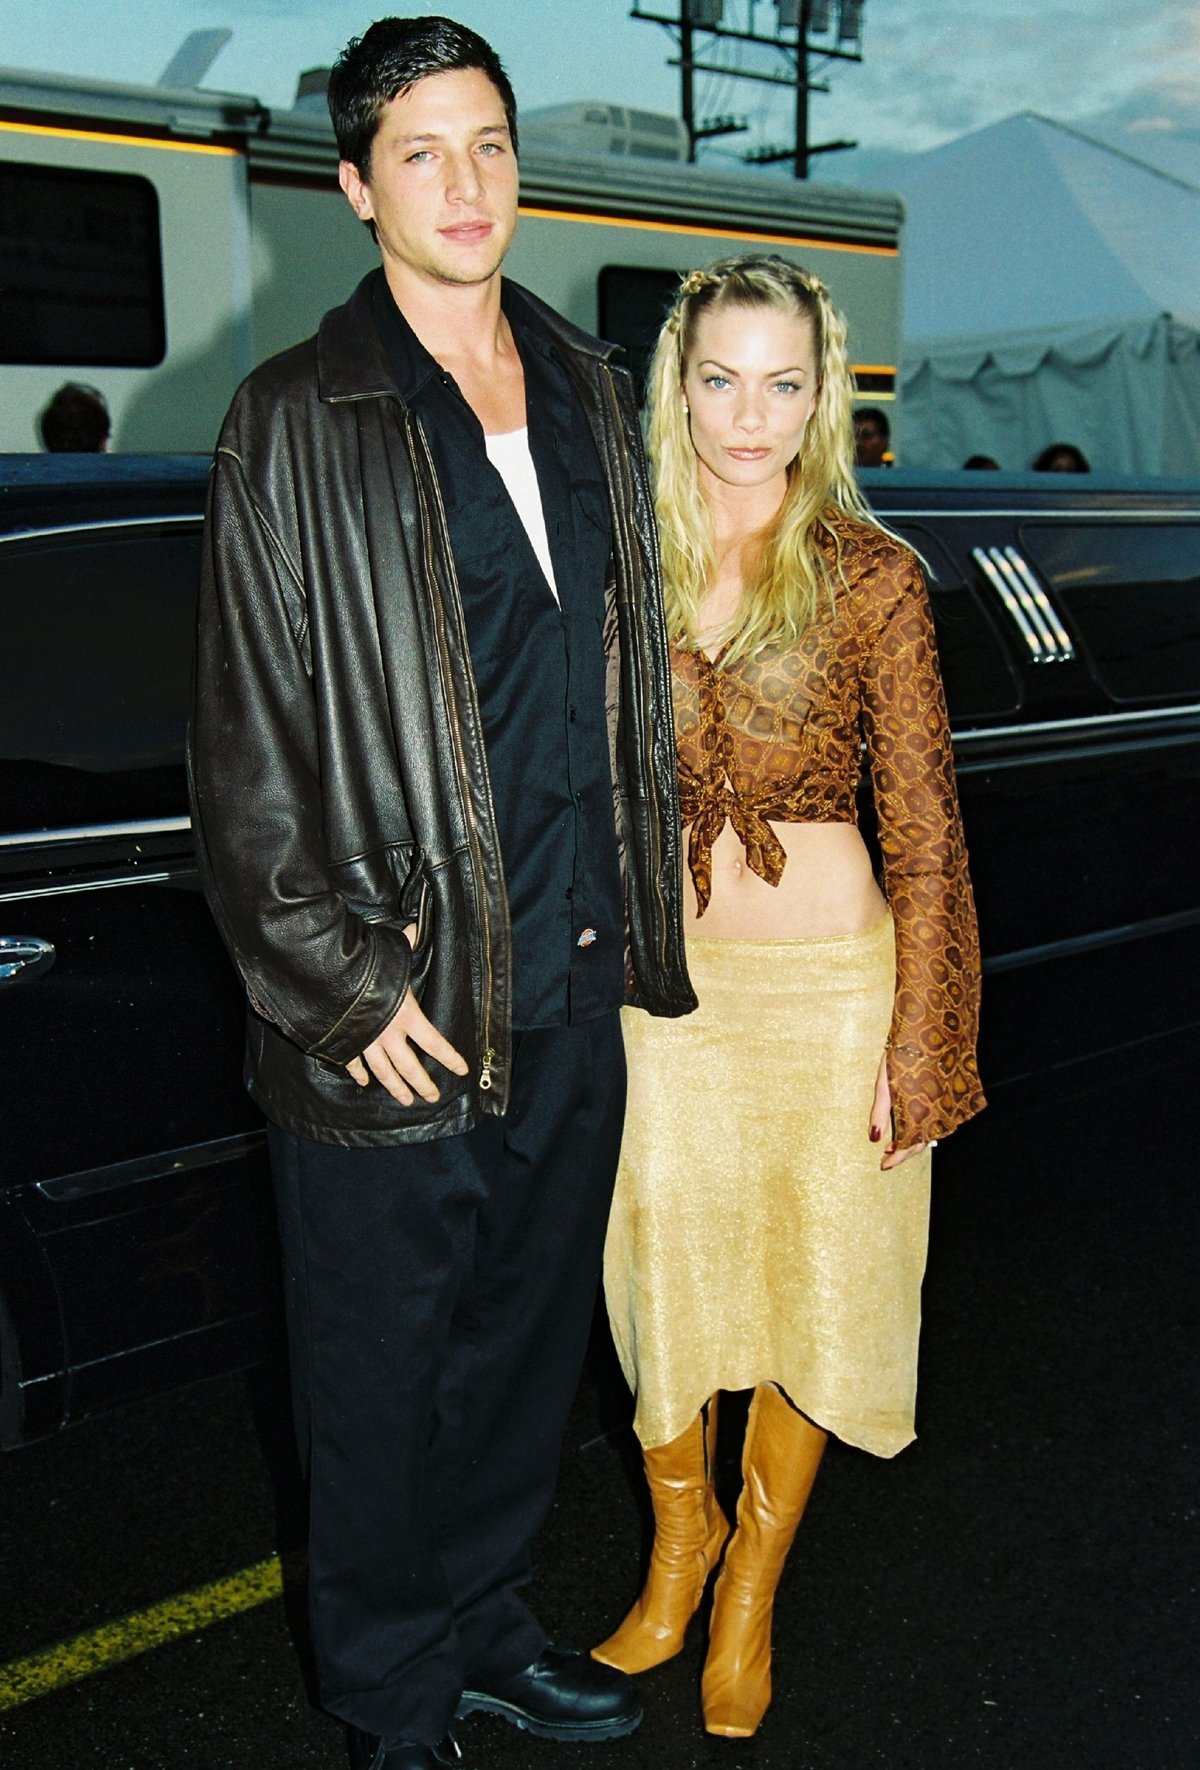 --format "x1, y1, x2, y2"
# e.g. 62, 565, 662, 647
869, 1125, 881, 1143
